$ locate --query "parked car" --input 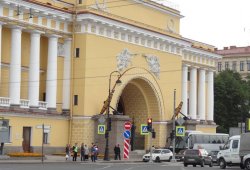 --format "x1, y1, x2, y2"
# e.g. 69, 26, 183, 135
183, 149, 213, 167
142, 149, 173, 162
208, 150, 219, 165
175, 149, 186, 162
